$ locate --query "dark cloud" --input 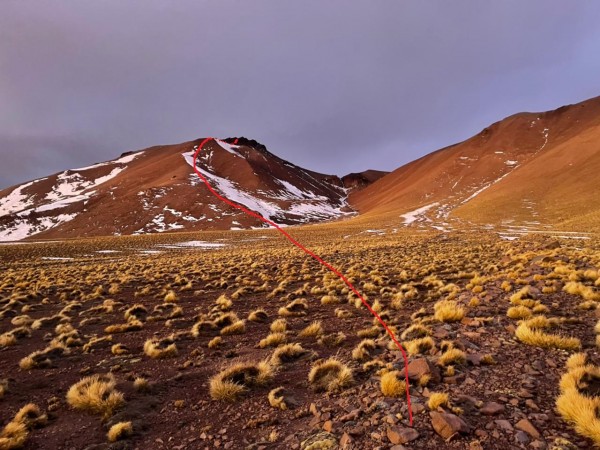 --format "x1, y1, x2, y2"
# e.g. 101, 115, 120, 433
1, 1, 600, 188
